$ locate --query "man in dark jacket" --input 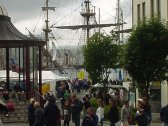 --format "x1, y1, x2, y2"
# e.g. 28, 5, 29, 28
108, 98, 119, 126
71, 94, 83, 126
160, 104, 168, 126
44, 97, 61, 126
142, 97, 152, 125
27, 98, 35, 126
